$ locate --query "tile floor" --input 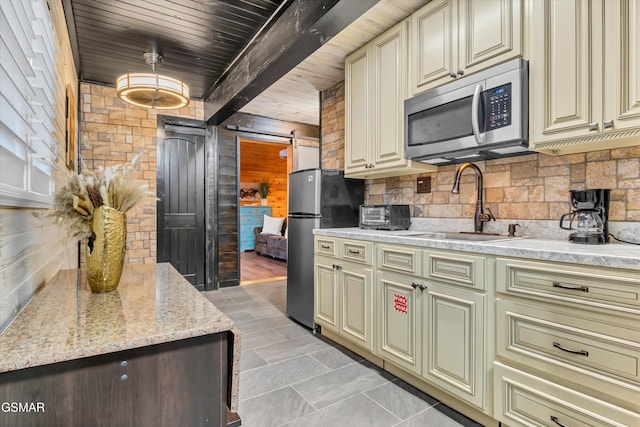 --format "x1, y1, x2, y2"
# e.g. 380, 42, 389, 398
204, 280, 483, 427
